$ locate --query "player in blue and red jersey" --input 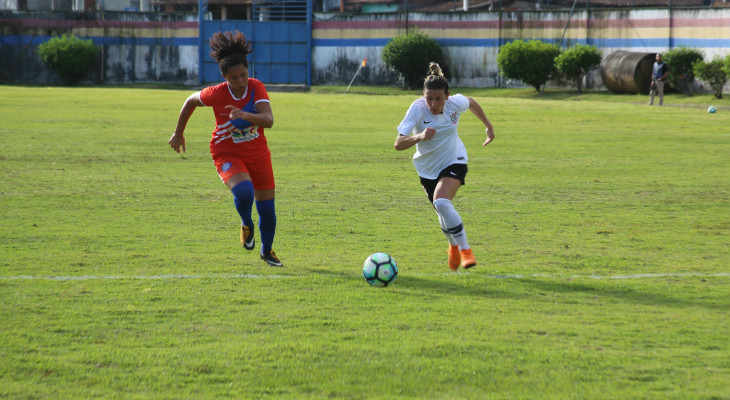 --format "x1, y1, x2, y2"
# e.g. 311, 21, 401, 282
169, 31, 283, 267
